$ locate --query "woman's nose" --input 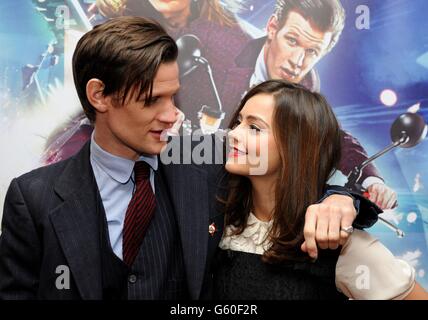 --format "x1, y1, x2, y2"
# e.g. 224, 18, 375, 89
228, 125, 246, 145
